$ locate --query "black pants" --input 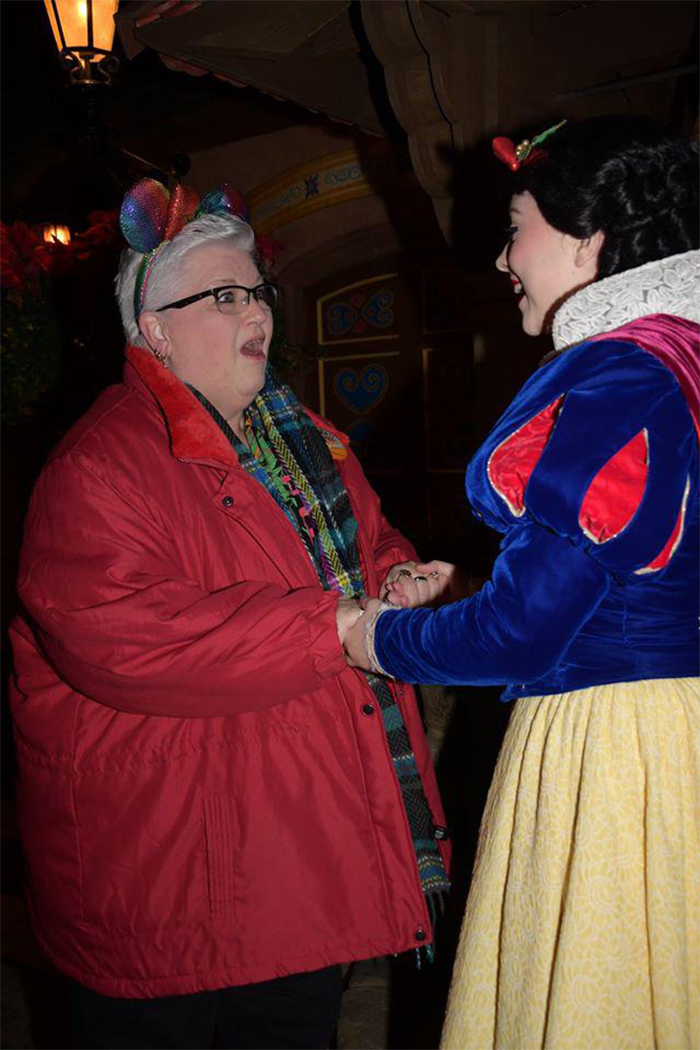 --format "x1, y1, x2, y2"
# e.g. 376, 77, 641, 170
68, 966, 344, 1050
